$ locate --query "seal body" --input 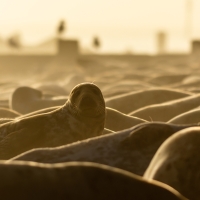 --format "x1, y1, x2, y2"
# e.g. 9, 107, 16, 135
0, 82, 106, 159
130, 94, 200, 121
105, 88, 191, 114
144, 127, 200, 200
12, 122, 197, 176
1, 161, 187, 200
17, 106, 147, 132
10, 86, 67, 114
168, 108, 200, 124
